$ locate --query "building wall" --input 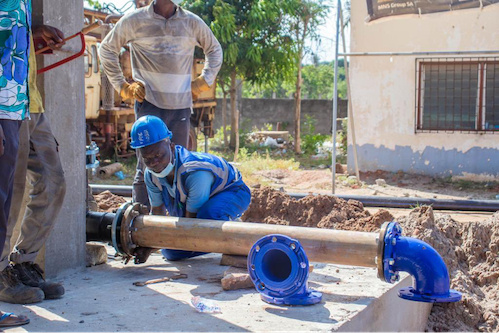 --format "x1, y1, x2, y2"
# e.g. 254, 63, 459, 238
33, 0, 86, 277
213, 98, 348, 135
349, 2, 499, 179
